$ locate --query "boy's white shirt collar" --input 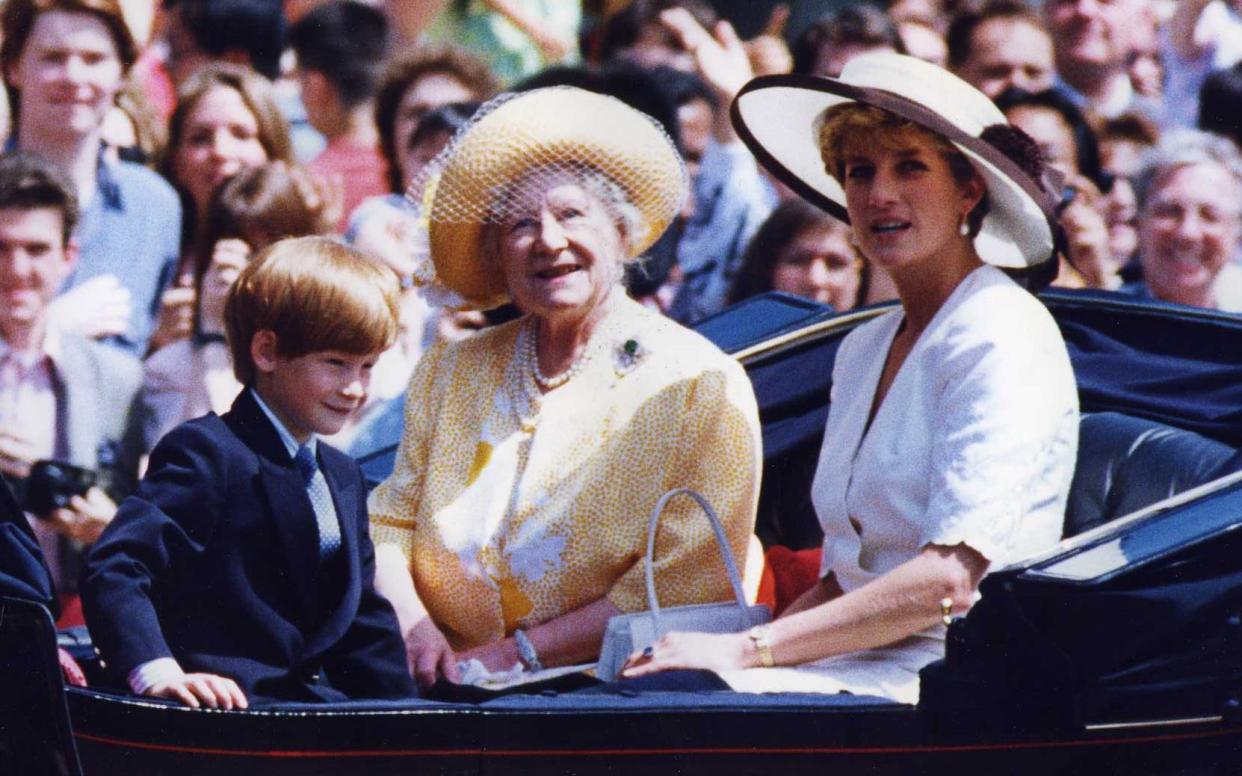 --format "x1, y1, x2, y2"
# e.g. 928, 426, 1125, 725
249, 388, 318, 459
